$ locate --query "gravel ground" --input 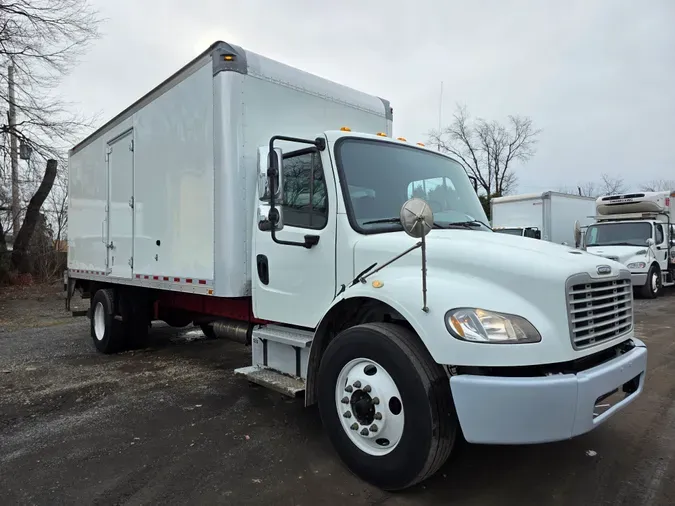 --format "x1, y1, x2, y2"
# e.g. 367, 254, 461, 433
0, 285, 674, 505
